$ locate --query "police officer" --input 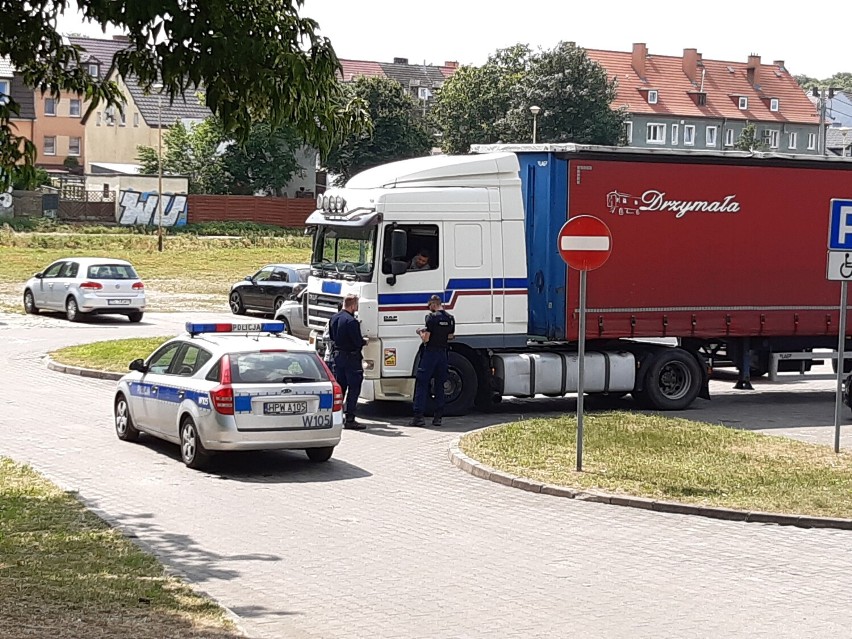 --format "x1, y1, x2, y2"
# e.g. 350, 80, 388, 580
328, 294, 367, 430
410, 294, 455, 427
